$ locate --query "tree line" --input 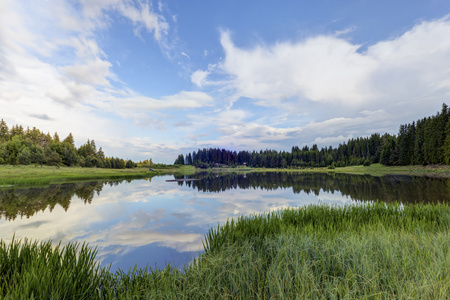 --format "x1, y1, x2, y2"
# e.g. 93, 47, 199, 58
175, 103, 450, 168
0, 120, 136, 168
